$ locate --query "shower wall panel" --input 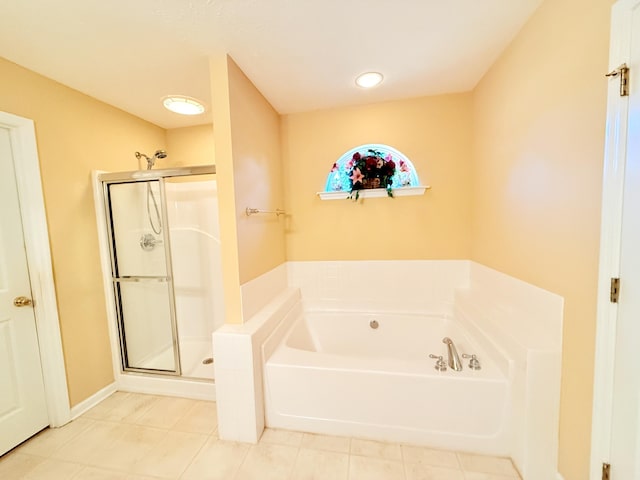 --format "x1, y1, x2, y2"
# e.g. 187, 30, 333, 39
166, 180, 223, 378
